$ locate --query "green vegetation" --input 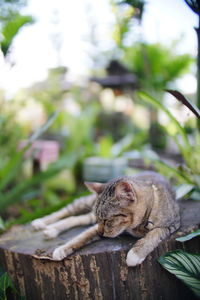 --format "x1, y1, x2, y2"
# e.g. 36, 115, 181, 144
0, 111, 64, 212
0, 1, 199, 297
159, 230, 200, 298
124, 42, 193, 95
0, 0, 34, 57
158, 250, 200, 298
183, 0, 200, 128
138, 90, 200, 200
